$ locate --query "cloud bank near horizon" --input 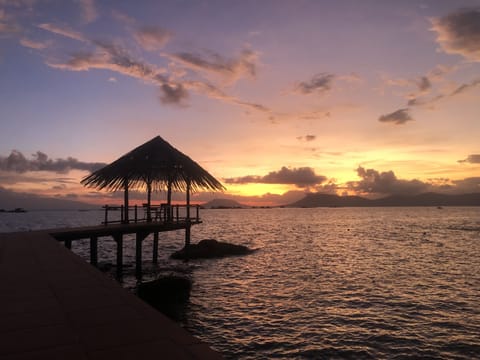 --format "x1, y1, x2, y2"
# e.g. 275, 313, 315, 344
225, 166, 327, 188
0, 150, 106, 174
347, 166, 480, 196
